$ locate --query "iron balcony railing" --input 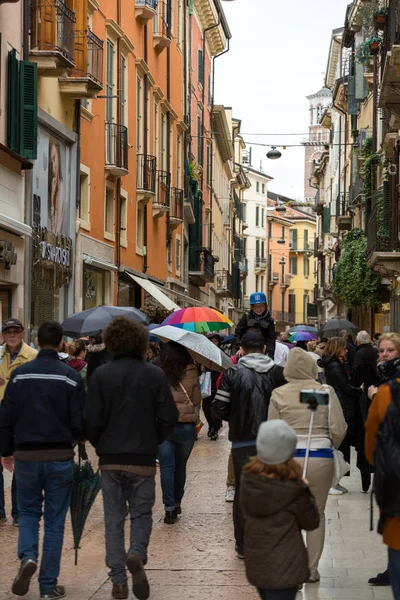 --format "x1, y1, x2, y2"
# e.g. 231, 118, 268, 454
233, 190, 242, 218
154, 170, 171, 207
30, 0, 76, 63
239, 259, 248, 275
381, 0, 400, 80
170, 187, 184, 220
73, 29, 103, 86
335, 192, 349, 217
137, 154, 156, 193
214, 270, 234, 296
136, 0, 158, 8
189, 247, 215, 279
272, 310, 295, 323
105, 123, 128, 170
366, 192, 400, 258
154, 0, 172, 39
254, 257, 267, 269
